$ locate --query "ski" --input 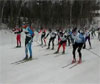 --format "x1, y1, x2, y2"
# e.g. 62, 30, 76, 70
11, 59, 25, 64
55, 53, 65, 57
15, 59, 33, 64
36, 44, 46, 48
69, 63, 79, 69
44, 52, 54, 56
44, 53, 51, 56
69, 61, 85, 69
62, 63, 73, 68
41, 45, 46, 48
11, 58, 38, 65
62, 60, 85, 69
